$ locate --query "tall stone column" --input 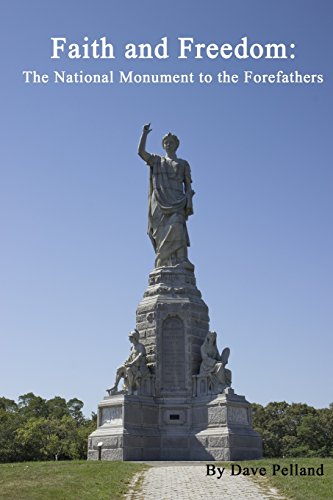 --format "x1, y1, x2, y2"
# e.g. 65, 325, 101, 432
136, 266, 209, 398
